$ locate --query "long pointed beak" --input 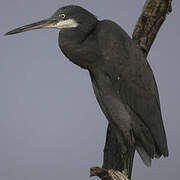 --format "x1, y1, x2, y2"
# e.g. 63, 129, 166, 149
5, 18, 57, 36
